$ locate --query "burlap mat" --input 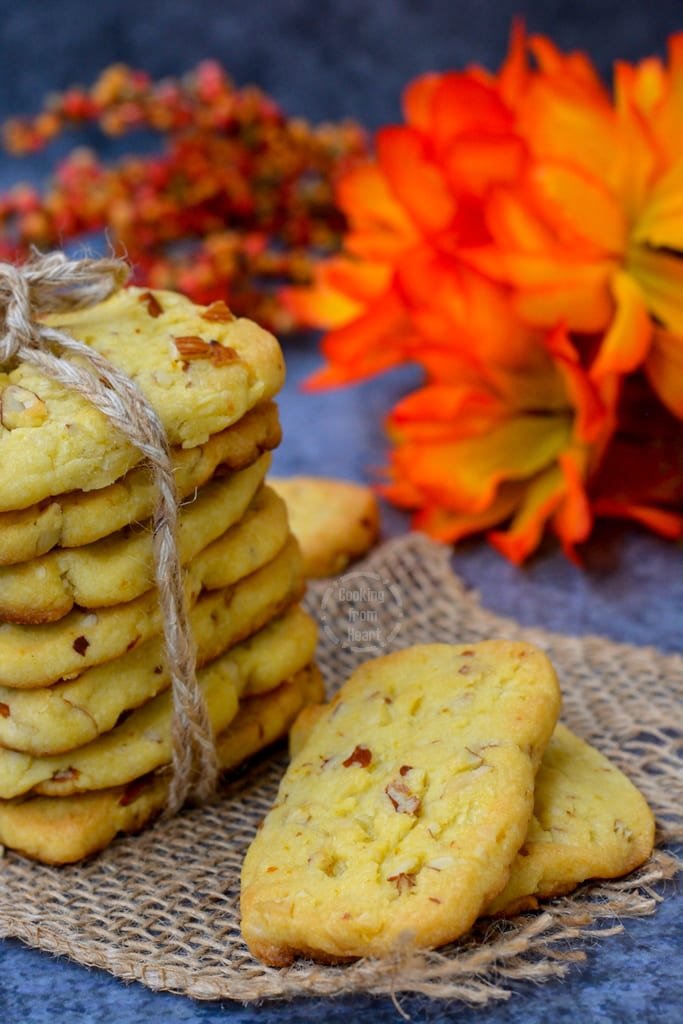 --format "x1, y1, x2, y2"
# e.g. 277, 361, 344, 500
0, 533, 680, 1005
